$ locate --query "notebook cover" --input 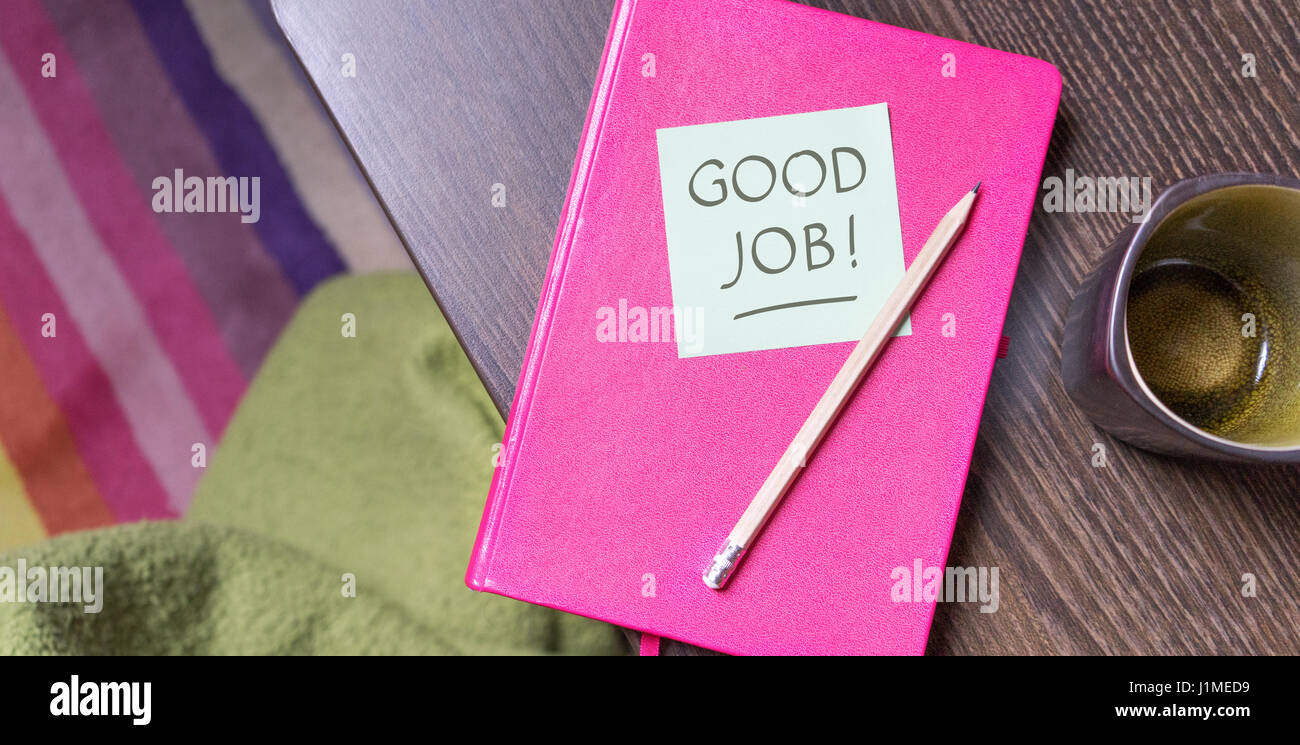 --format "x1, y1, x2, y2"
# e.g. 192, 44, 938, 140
467, 0, 1060, 655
